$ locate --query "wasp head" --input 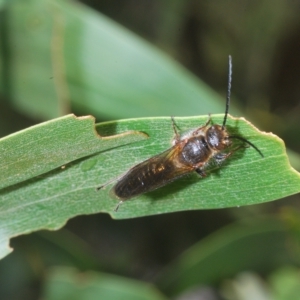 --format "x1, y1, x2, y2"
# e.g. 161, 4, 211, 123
206, 125, 231, 151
